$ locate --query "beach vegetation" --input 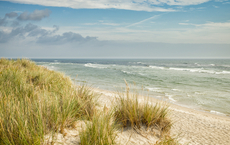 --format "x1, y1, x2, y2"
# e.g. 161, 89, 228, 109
0, 58, 177, 145
80, 111, 118, 145
0, 58, 98, 144
114, 81, 172, 135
